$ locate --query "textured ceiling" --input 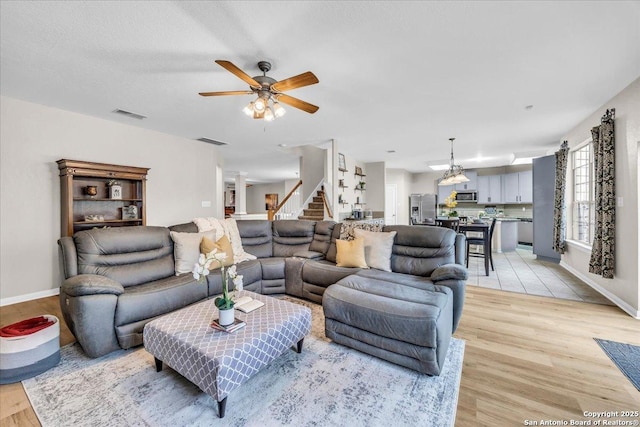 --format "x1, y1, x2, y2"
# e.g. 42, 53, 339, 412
1, 1, 639, 183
